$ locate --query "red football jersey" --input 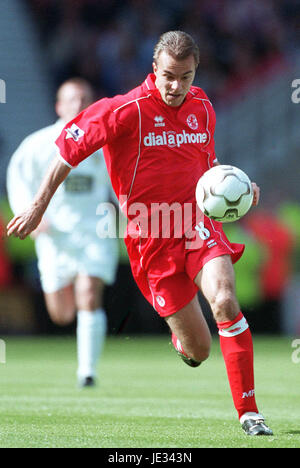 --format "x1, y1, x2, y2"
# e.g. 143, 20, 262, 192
55, 74, 217, 223
55, 74, 244, 316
